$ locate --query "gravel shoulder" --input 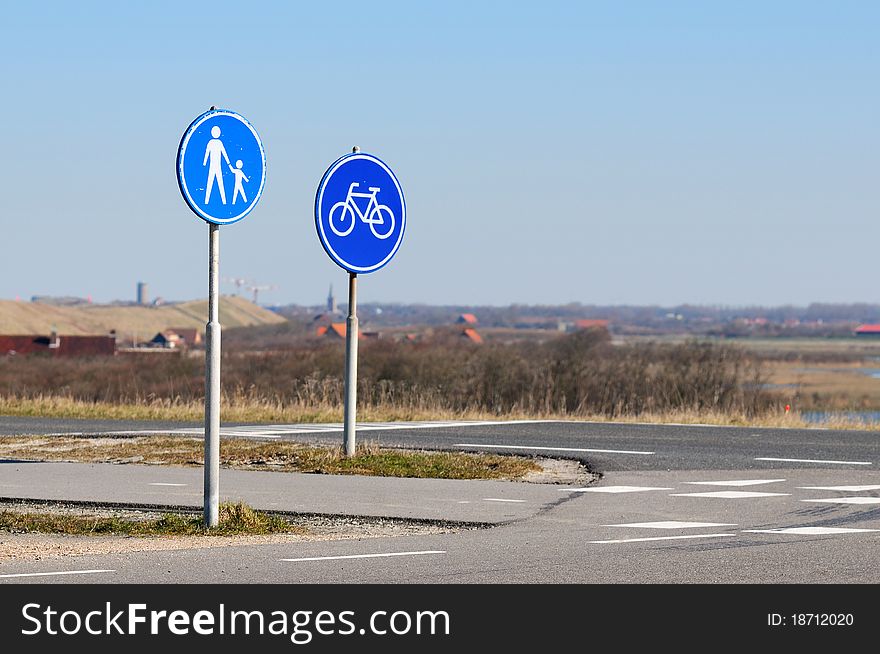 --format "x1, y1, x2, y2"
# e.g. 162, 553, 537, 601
0, 500, 464, 563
